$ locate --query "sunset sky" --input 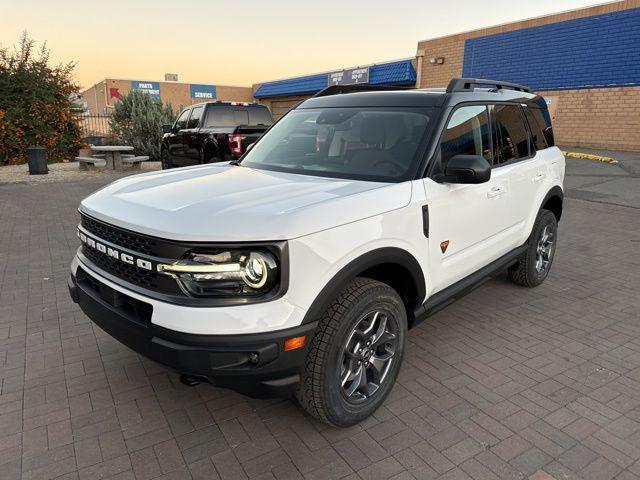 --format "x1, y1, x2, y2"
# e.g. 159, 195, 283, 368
1, 0, 608, 89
